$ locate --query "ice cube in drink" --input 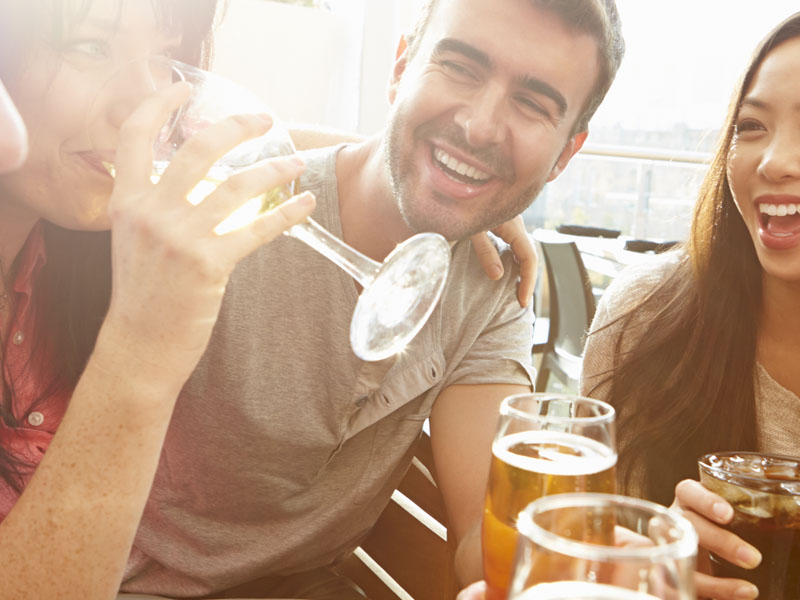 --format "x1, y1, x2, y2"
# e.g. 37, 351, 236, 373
699, 452, 800, 599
